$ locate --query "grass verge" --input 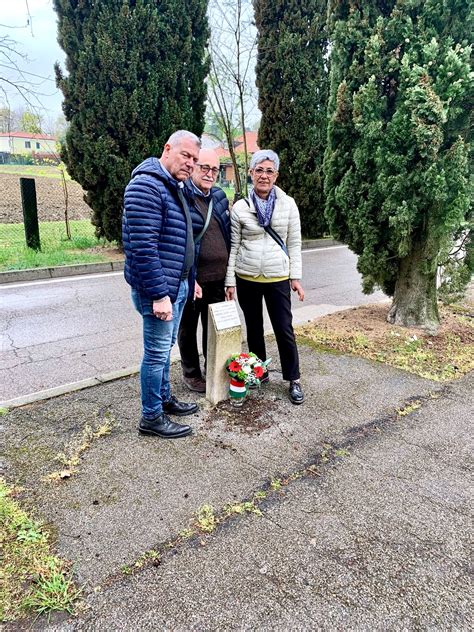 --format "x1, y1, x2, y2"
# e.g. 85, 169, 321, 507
296, 303, 474, 381
0, 220, 119, 271
0, 478, 81, 622
0, 165, 70, 180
